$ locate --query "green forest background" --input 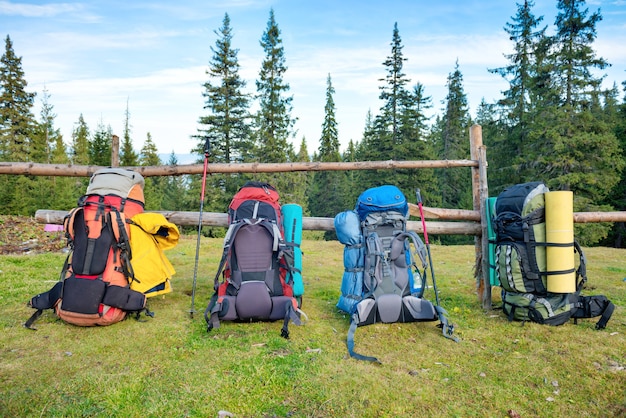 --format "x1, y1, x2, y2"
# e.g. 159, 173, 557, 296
1, 0, 625, 246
